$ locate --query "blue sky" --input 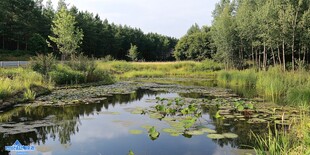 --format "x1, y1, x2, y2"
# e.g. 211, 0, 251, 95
48, 0, 219, 38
